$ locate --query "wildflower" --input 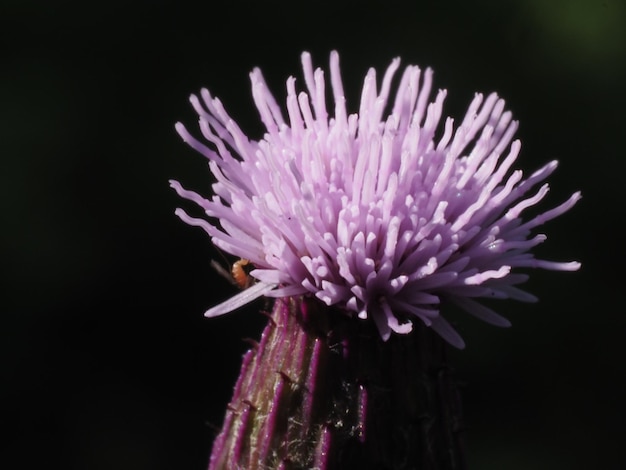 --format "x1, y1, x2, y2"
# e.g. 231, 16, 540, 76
171, 51, 581, 469
170, 51, 580, 349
